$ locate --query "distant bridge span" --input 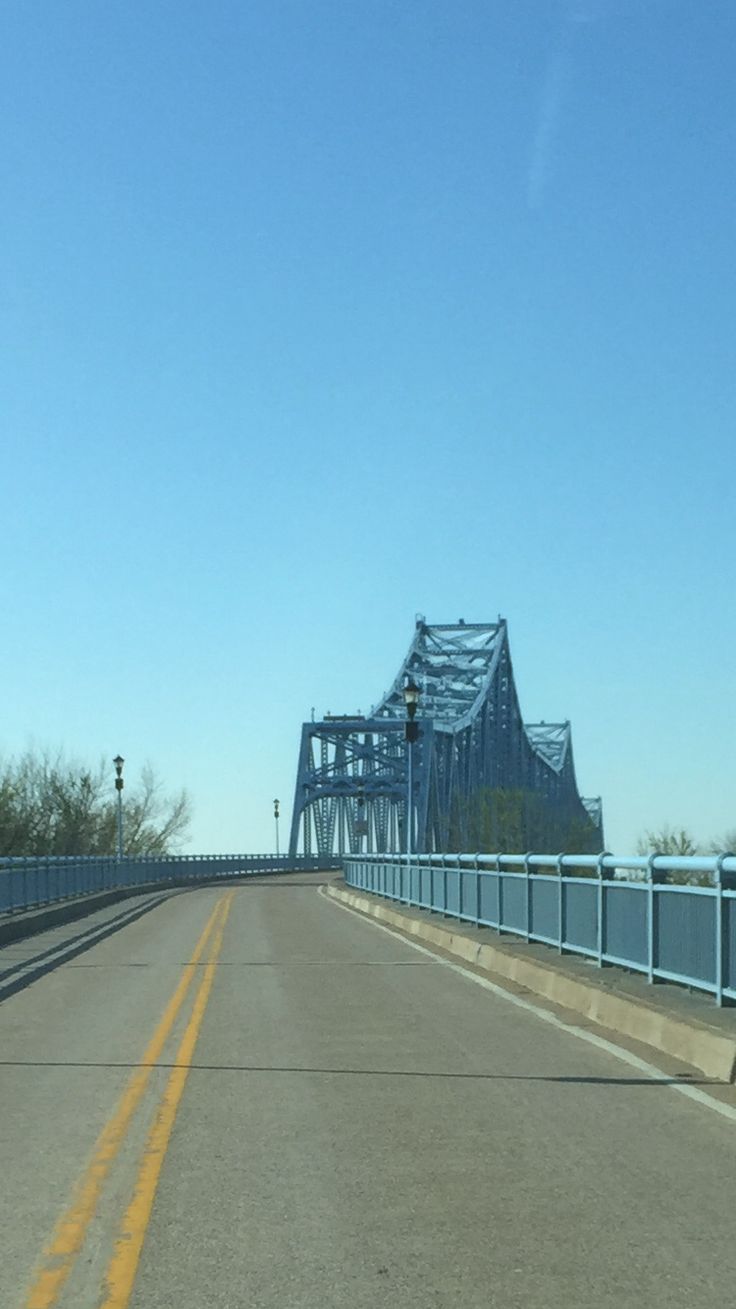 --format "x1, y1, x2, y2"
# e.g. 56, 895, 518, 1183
289, 618, 602, 858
